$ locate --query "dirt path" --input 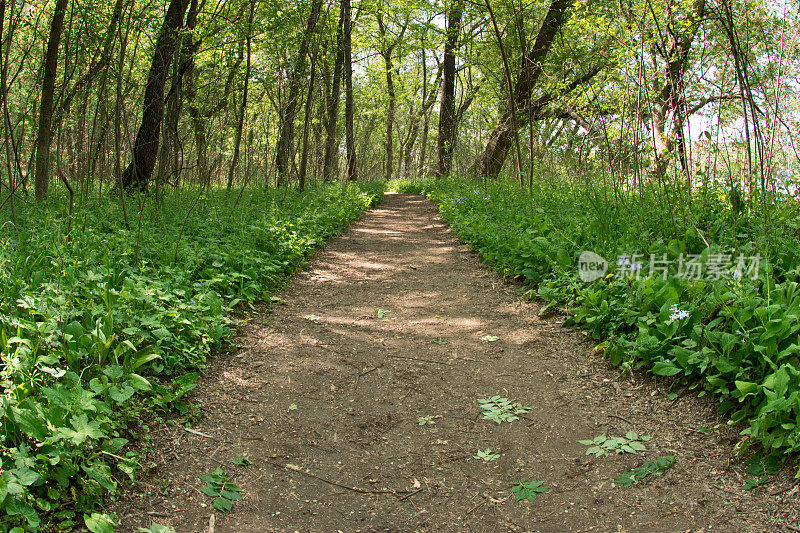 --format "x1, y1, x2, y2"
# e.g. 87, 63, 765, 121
117, 193, 798, 532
